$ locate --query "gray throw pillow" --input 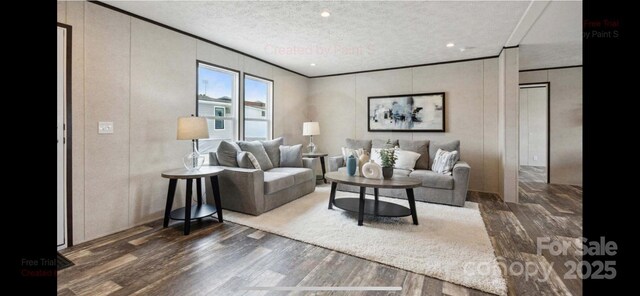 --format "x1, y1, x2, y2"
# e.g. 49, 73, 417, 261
260, 137, 284, 168
399, 140, 430, 169
279, 144, 303, 167
237, 140, 274, 170
236, 151, 261, 170
216, 140, 241, 167
429, 140, 460, 167
346, 138, 372, 153
372, 139, 398, 149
